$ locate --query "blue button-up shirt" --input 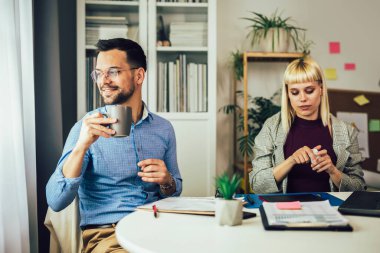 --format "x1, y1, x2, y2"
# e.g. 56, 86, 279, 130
46, 105, 182, 227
